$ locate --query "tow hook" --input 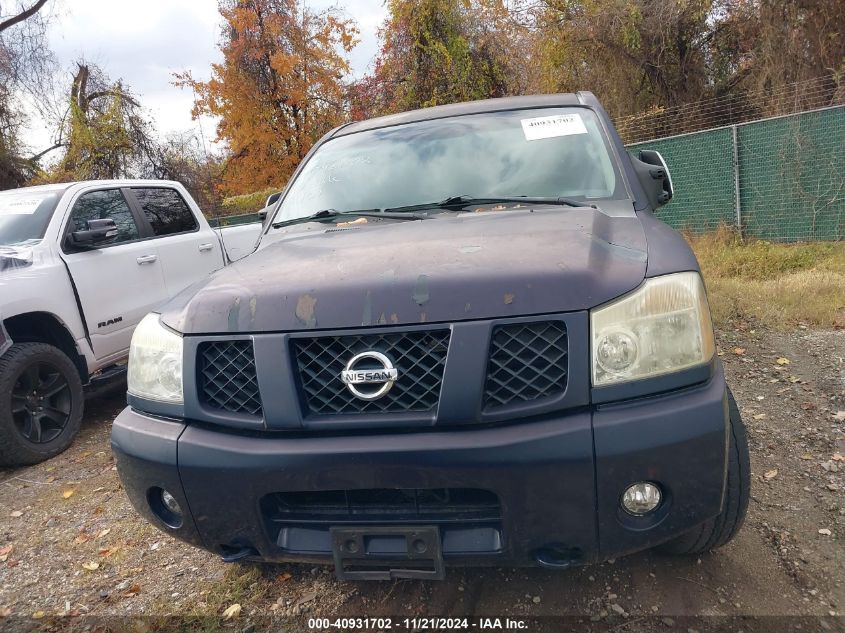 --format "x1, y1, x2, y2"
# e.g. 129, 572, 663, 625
220, 545, 259, 563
